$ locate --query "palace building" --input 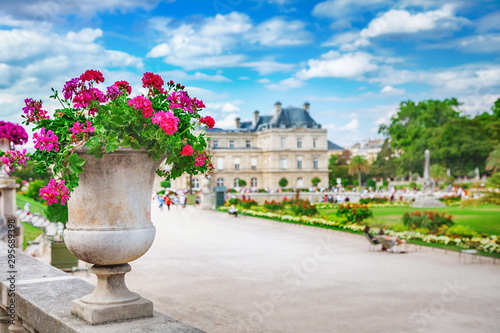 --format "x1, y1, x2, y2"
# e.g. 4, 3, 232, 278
167, 102, 333, 191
